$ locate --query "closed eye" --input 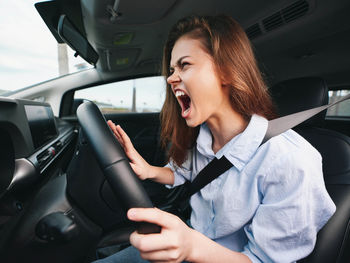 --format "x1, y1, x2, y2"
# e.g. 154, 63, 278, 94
180, 62, 190, 69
